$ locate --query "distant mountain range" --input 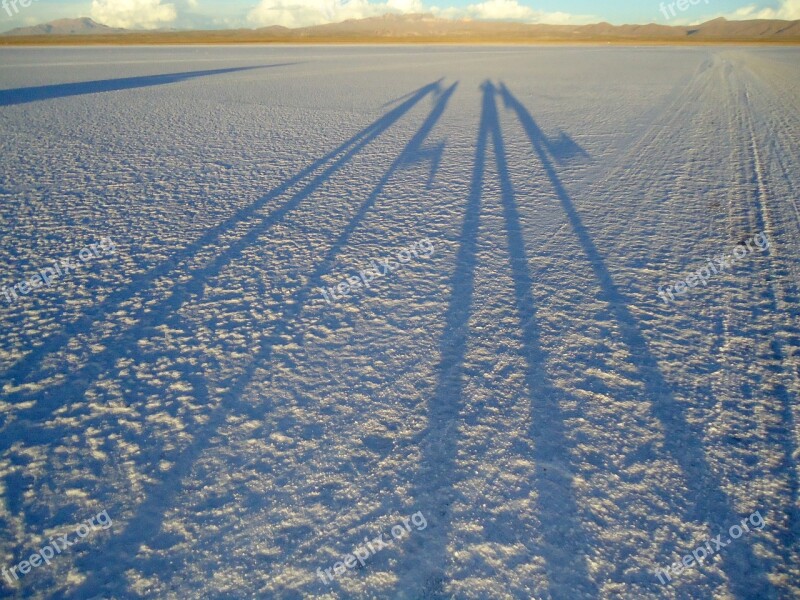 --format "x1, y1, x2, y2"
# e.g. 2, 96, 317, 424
3, 17, 127, 36
2, 15, 799, 43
